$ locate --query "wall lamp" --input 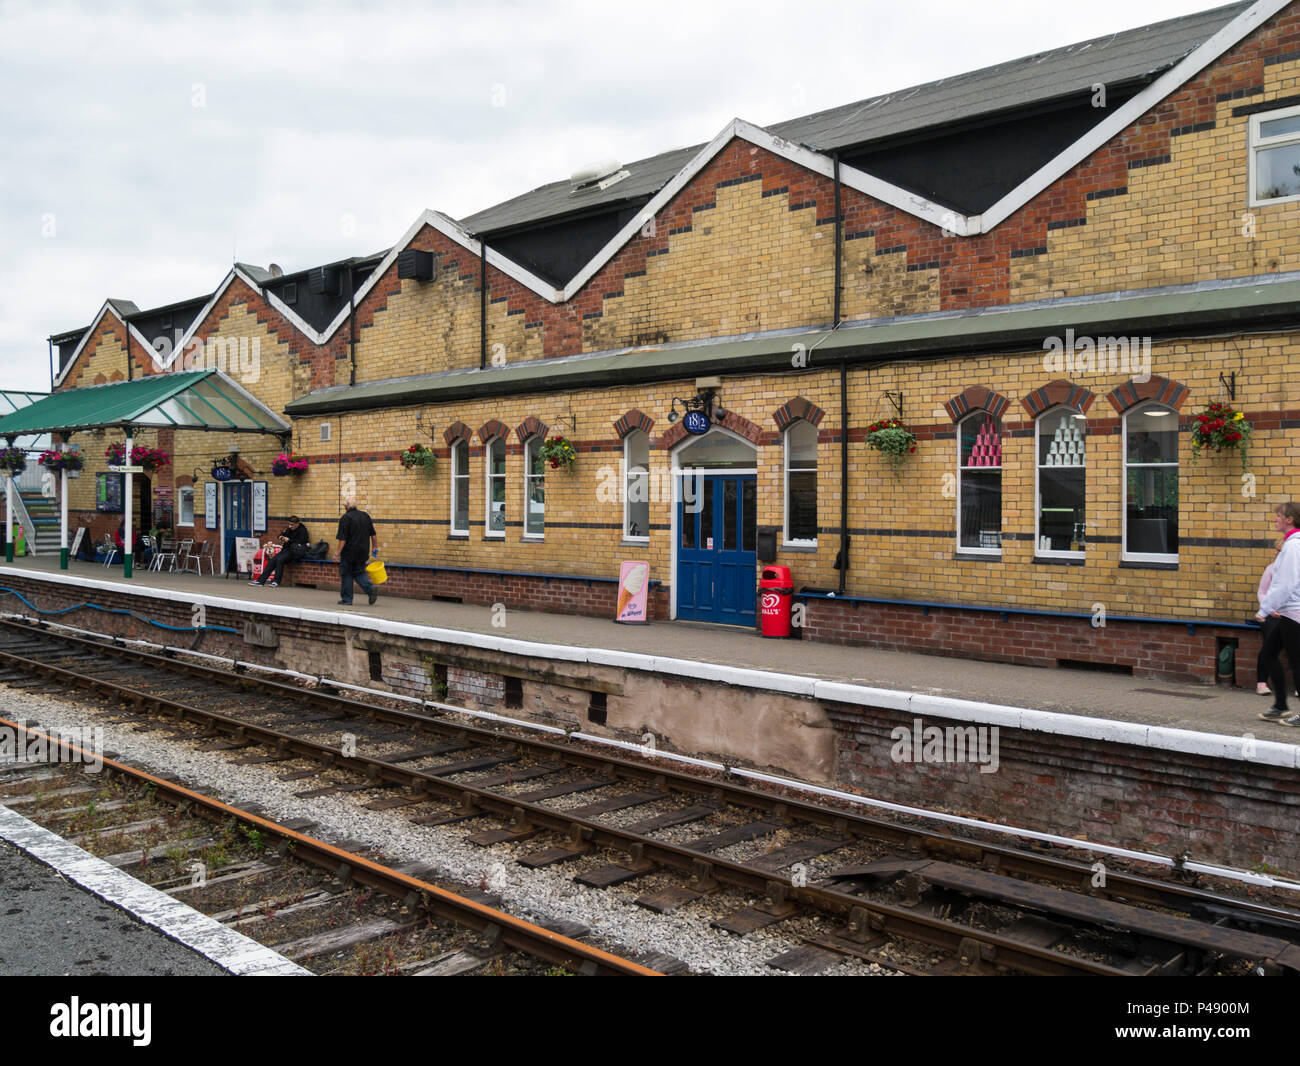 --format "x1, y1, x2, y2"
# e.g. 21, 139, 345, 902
667, 388, 726, 423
